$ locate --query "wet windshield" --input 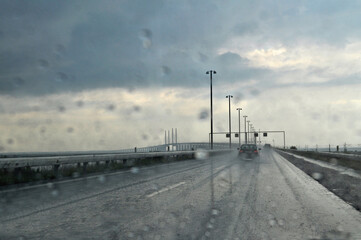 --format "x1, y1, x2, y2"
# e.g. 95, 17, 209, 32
1, 1, 361, 239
